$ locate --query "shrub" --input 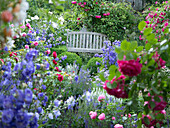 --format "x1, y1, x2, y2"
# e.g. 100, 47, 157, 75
50, 46, 67, 55
86, 57, 103, 75
69, 1, 138, 42
58, 52, 82, 68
